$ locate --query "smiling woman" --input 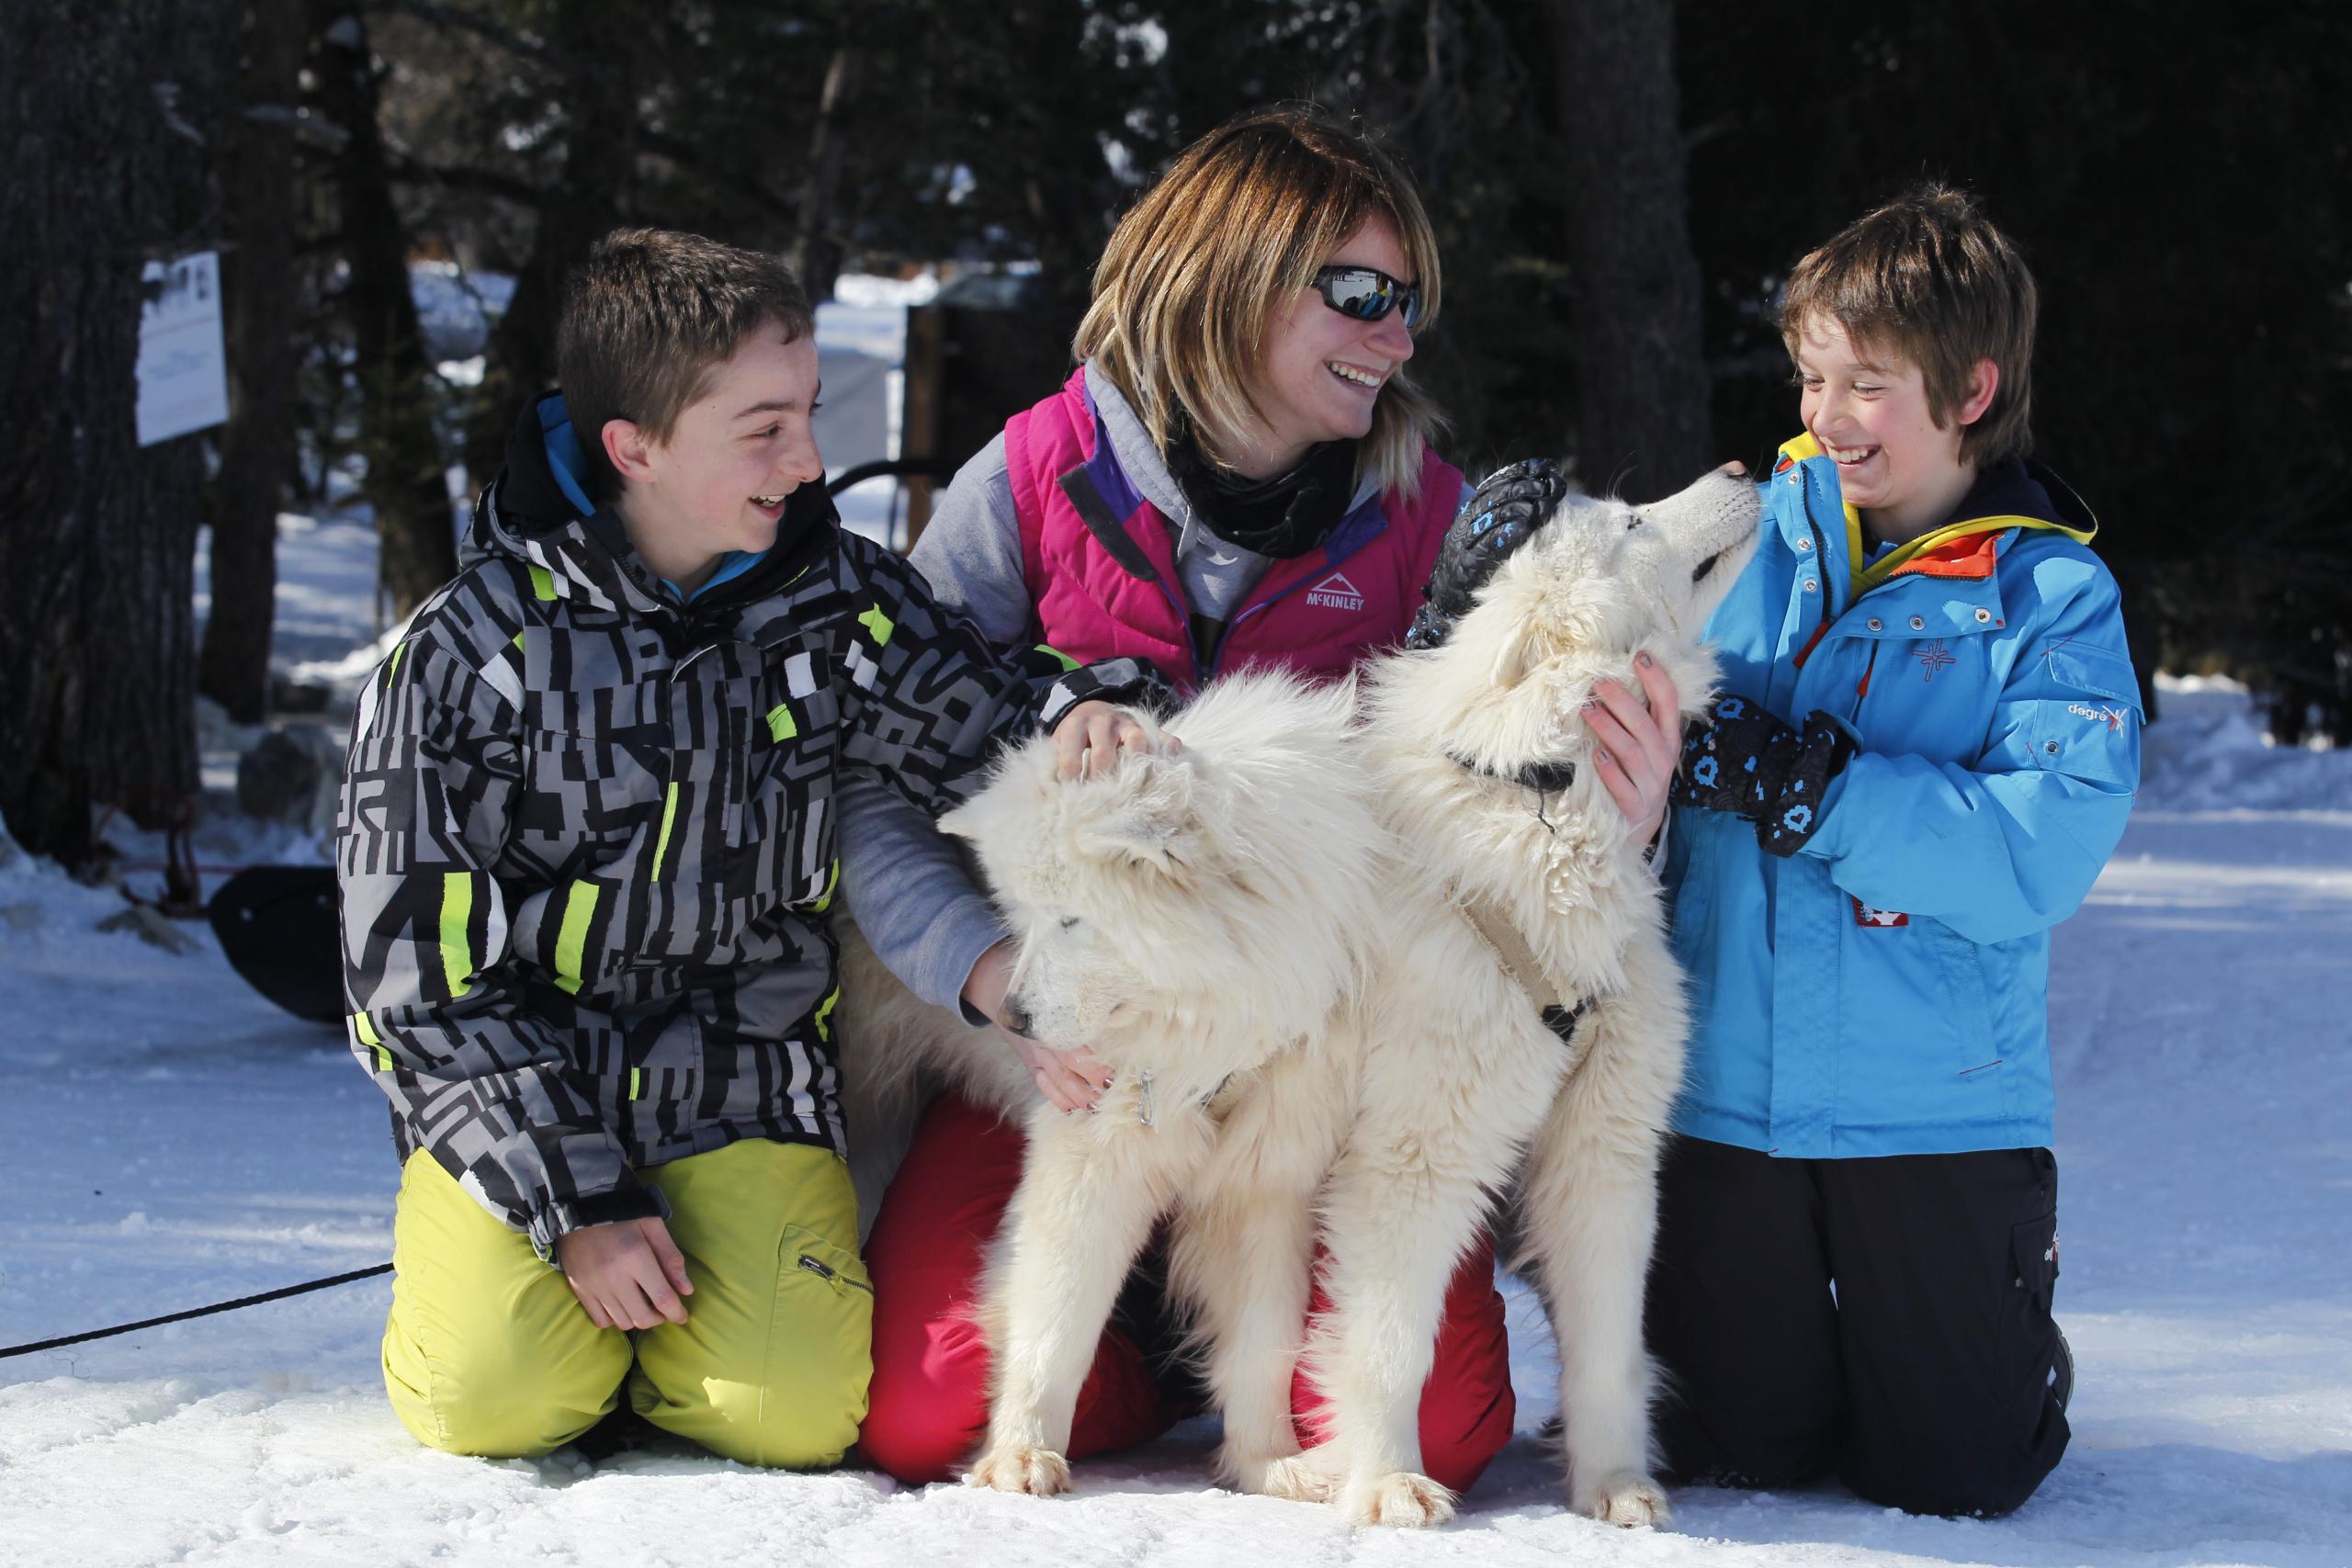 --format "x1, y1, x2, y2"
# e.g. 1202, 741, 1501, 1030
834, 103, 1526, 1498
1073, 105, 1442, 503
